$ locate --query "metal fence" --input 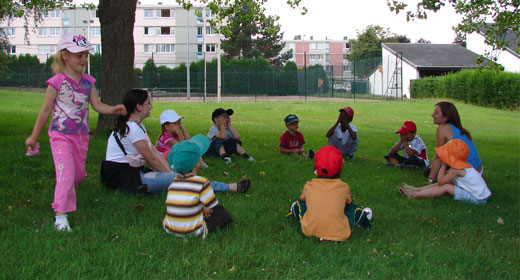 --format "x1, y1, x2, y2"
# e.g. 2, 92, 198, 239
1, 56, 402, 100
